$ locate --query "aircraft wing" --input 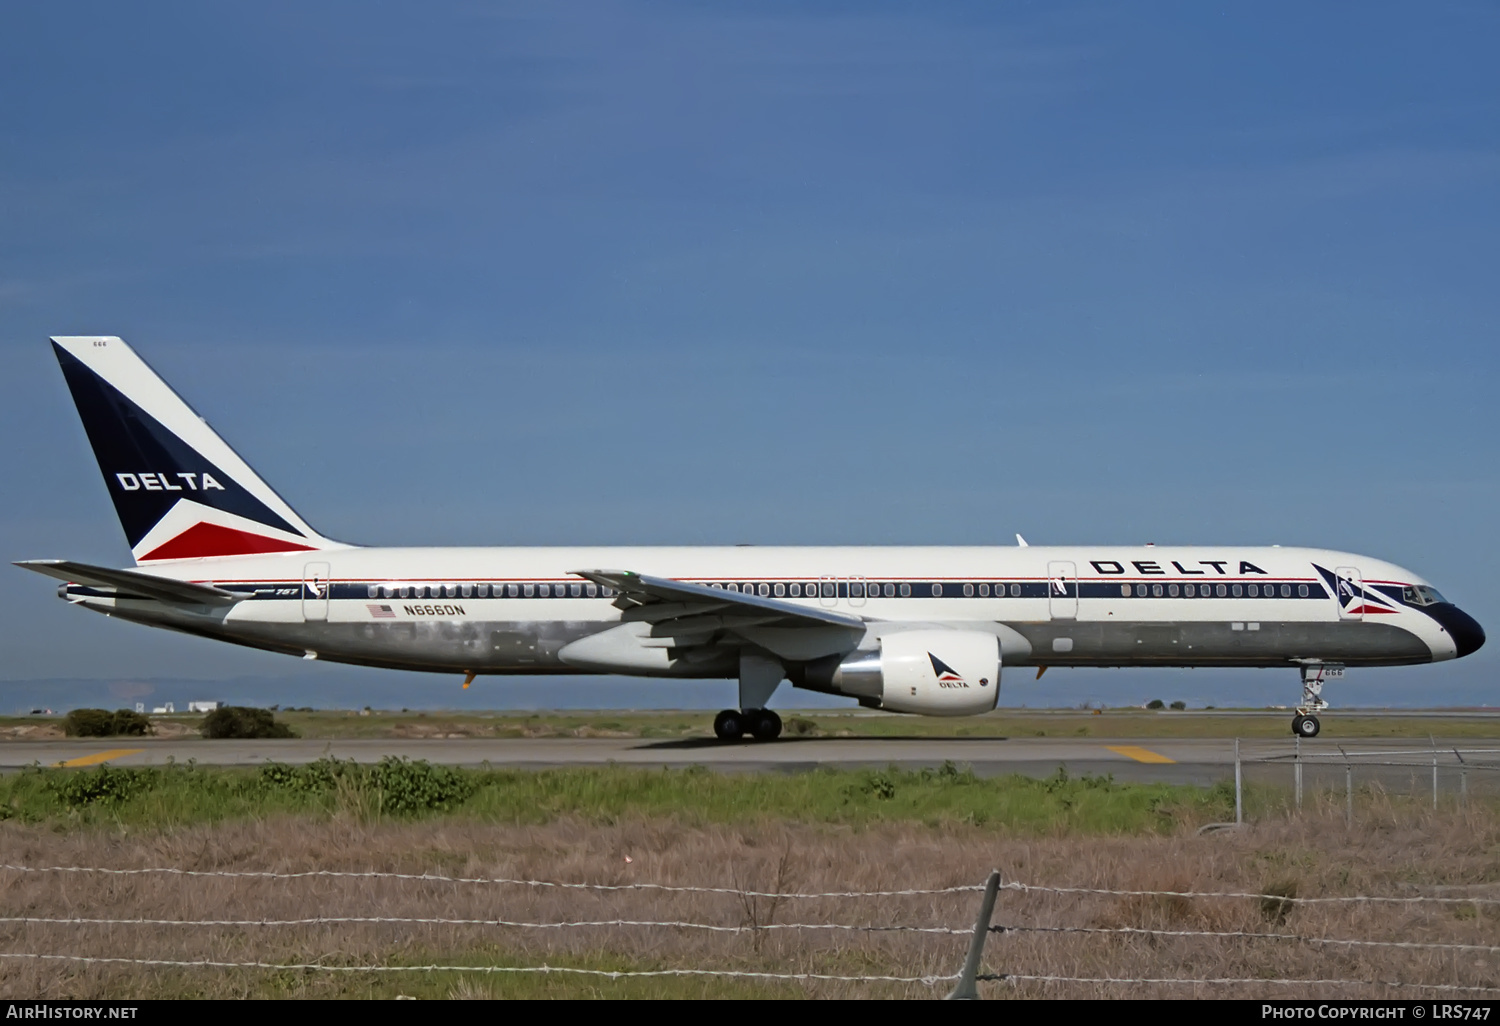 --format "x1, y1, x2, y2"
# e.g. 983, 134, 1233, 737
15, 559, 244, 607
570, 569, 865, 630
